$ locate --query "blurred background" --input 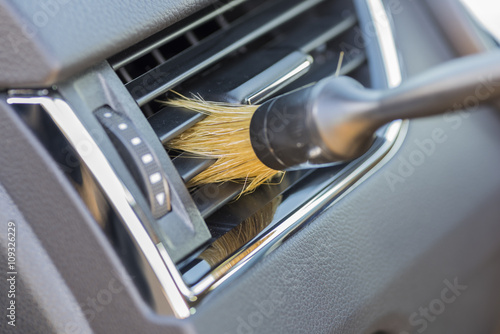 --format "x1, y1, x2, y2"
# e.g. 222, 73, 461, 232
461, 0, 500, 41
